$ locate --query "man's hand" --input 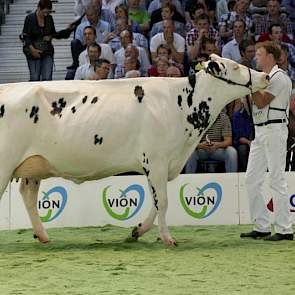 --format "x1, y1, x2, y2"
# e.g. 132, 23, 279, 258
30, 47, 42, 58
